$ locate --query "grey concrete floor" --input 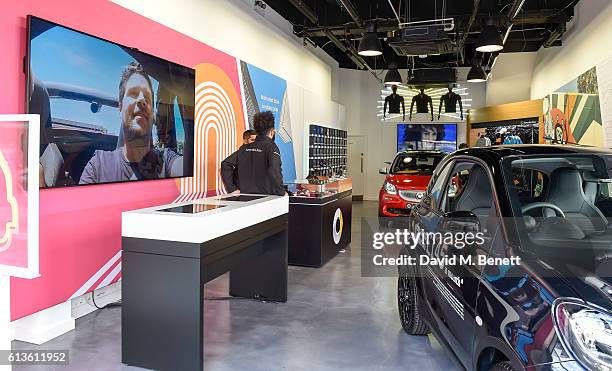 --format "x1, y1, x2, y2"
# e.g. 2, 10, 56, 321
13, 201, 460, 371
